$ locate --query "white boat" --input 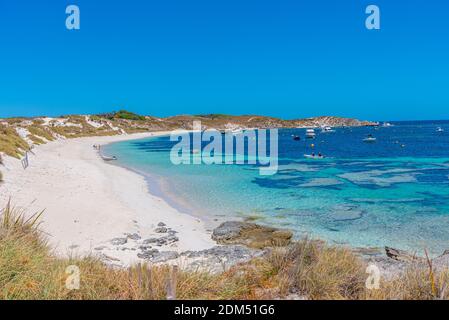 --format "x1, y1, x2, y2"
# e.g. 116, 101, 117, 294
231, 129, 242, 135
101, 155, 117, 161
363, 135, 377, 143
305, 129, 316, 138
437, 127, 444, 132
304, 154, 325, 160
321, 126, 335, 133
382, 122, 393, 127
